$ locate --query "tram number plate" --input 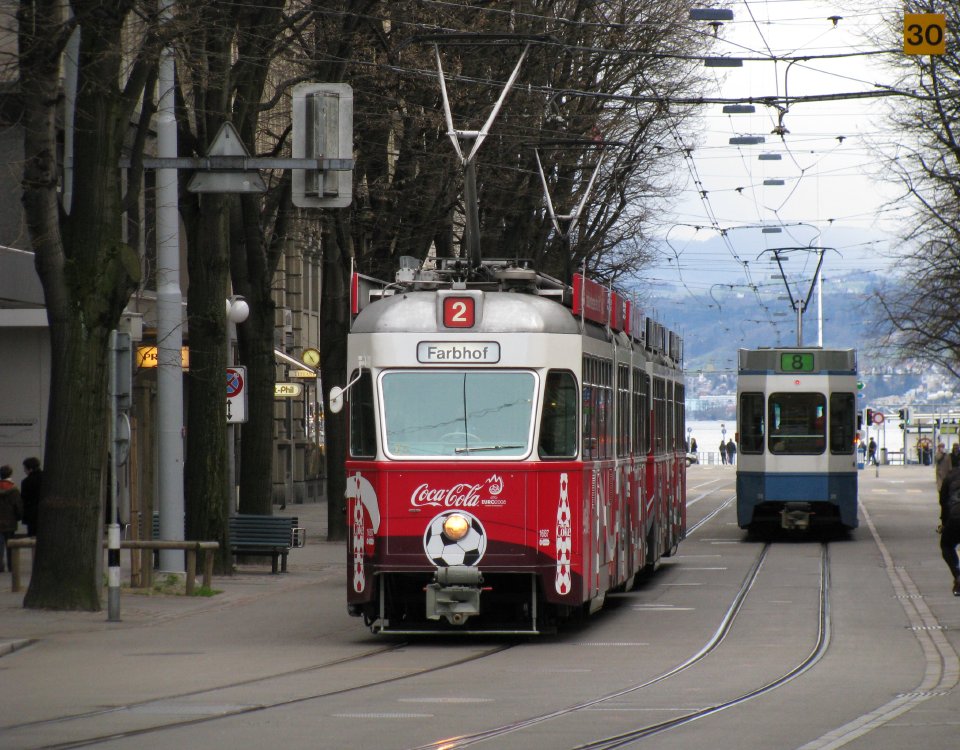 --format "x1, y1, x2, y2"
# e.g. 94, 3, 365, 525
442, 296, 476, 328
780, 352, 815, 372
